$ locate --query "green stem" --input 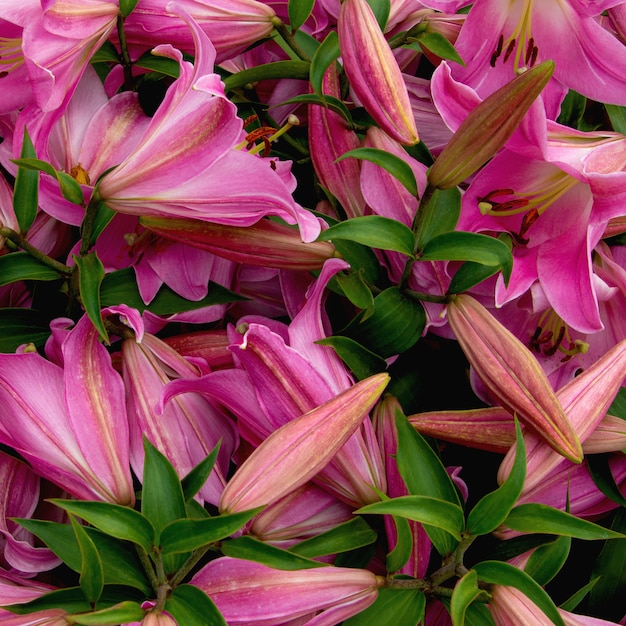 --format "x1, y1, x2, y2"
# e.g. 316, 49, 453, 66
135, 545, 160, 594
0, 227, 72, 276
271, 17, 311, 61
79, 193, 102, 257
154, 552, 171, 612
117, 13, 134, 91
168, 545, 213, 588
